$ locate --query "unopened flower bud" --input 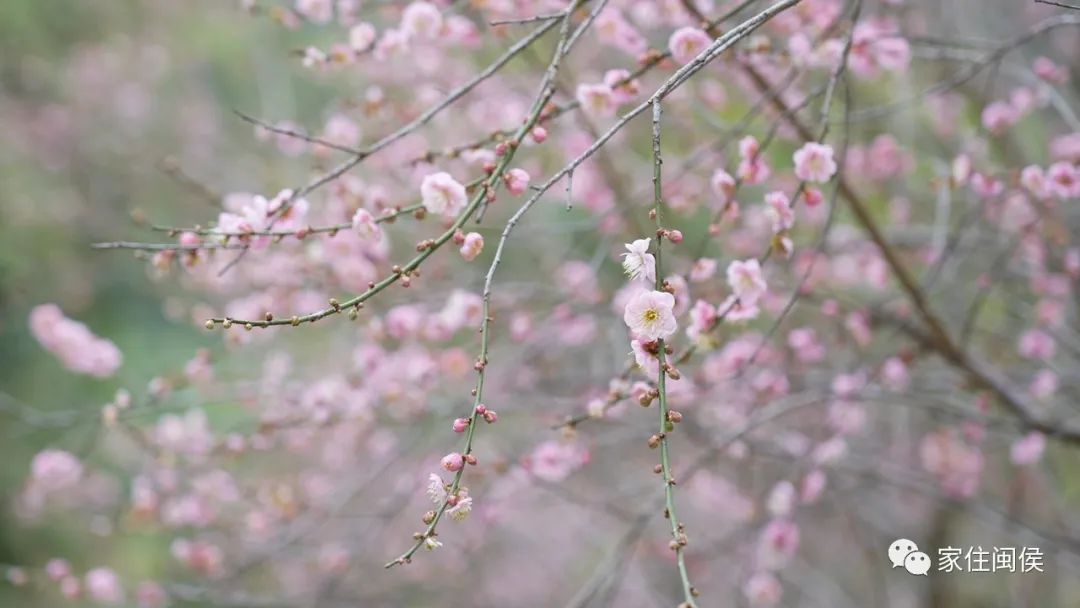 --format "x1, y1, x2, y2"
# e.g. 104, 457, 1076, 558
441, 452, 464, 472
452, 418, 469, 433
483, 410, 498, 424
